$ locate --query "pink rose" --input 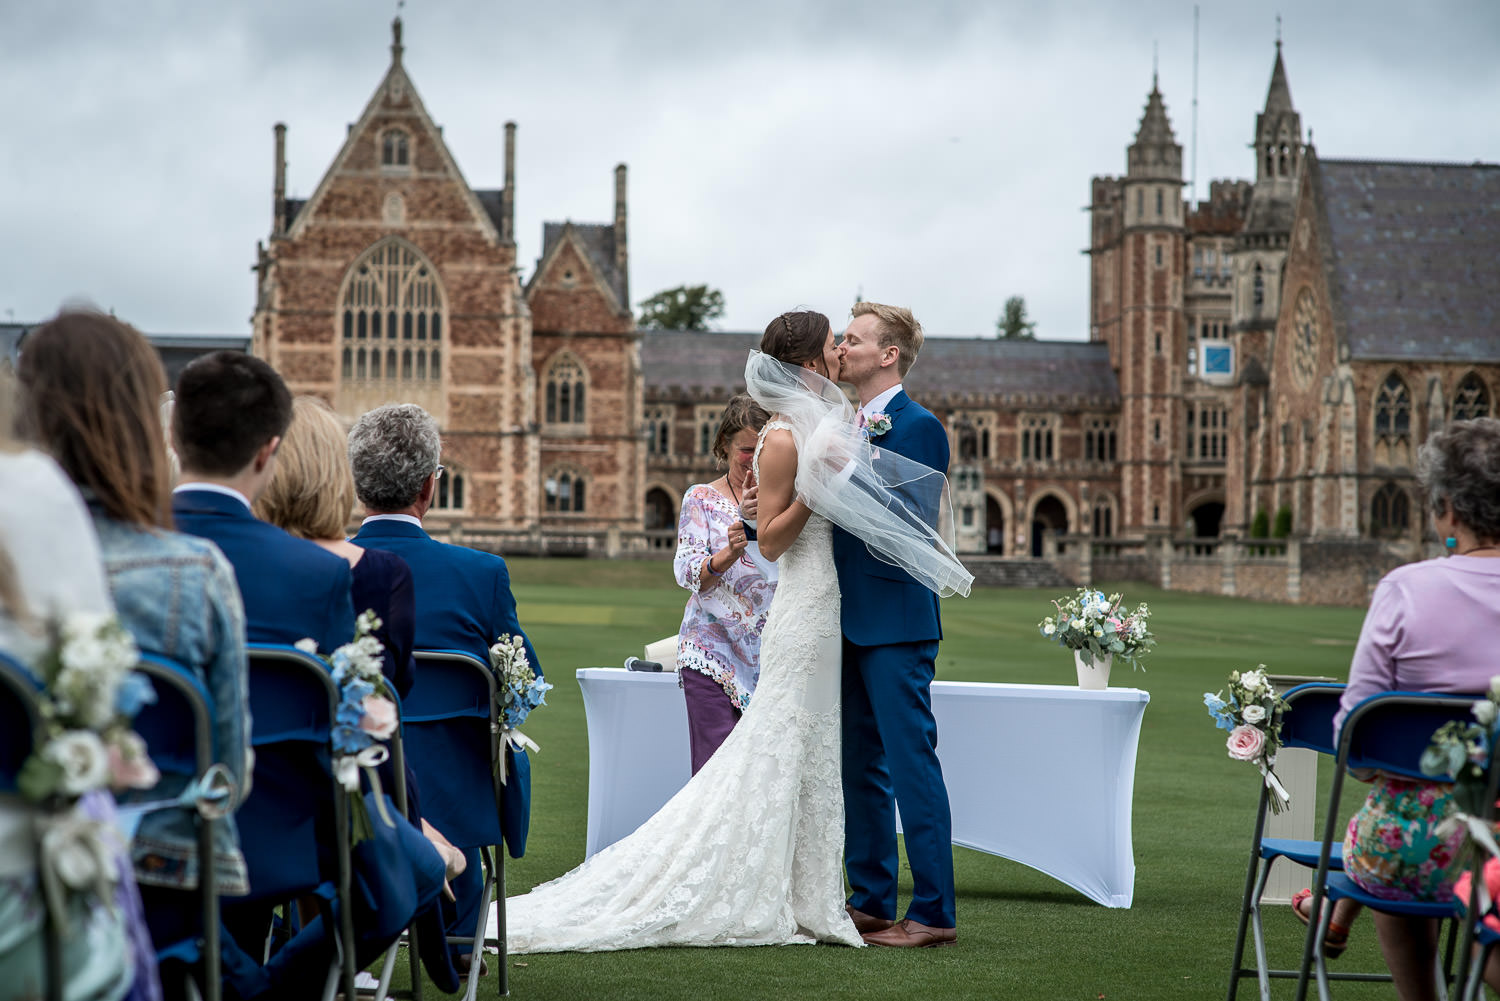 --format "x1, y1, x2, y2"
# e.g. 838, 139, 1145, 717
108, 732, 161, 791
359, 695, 398, 740
1226, 724, 1265, 762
